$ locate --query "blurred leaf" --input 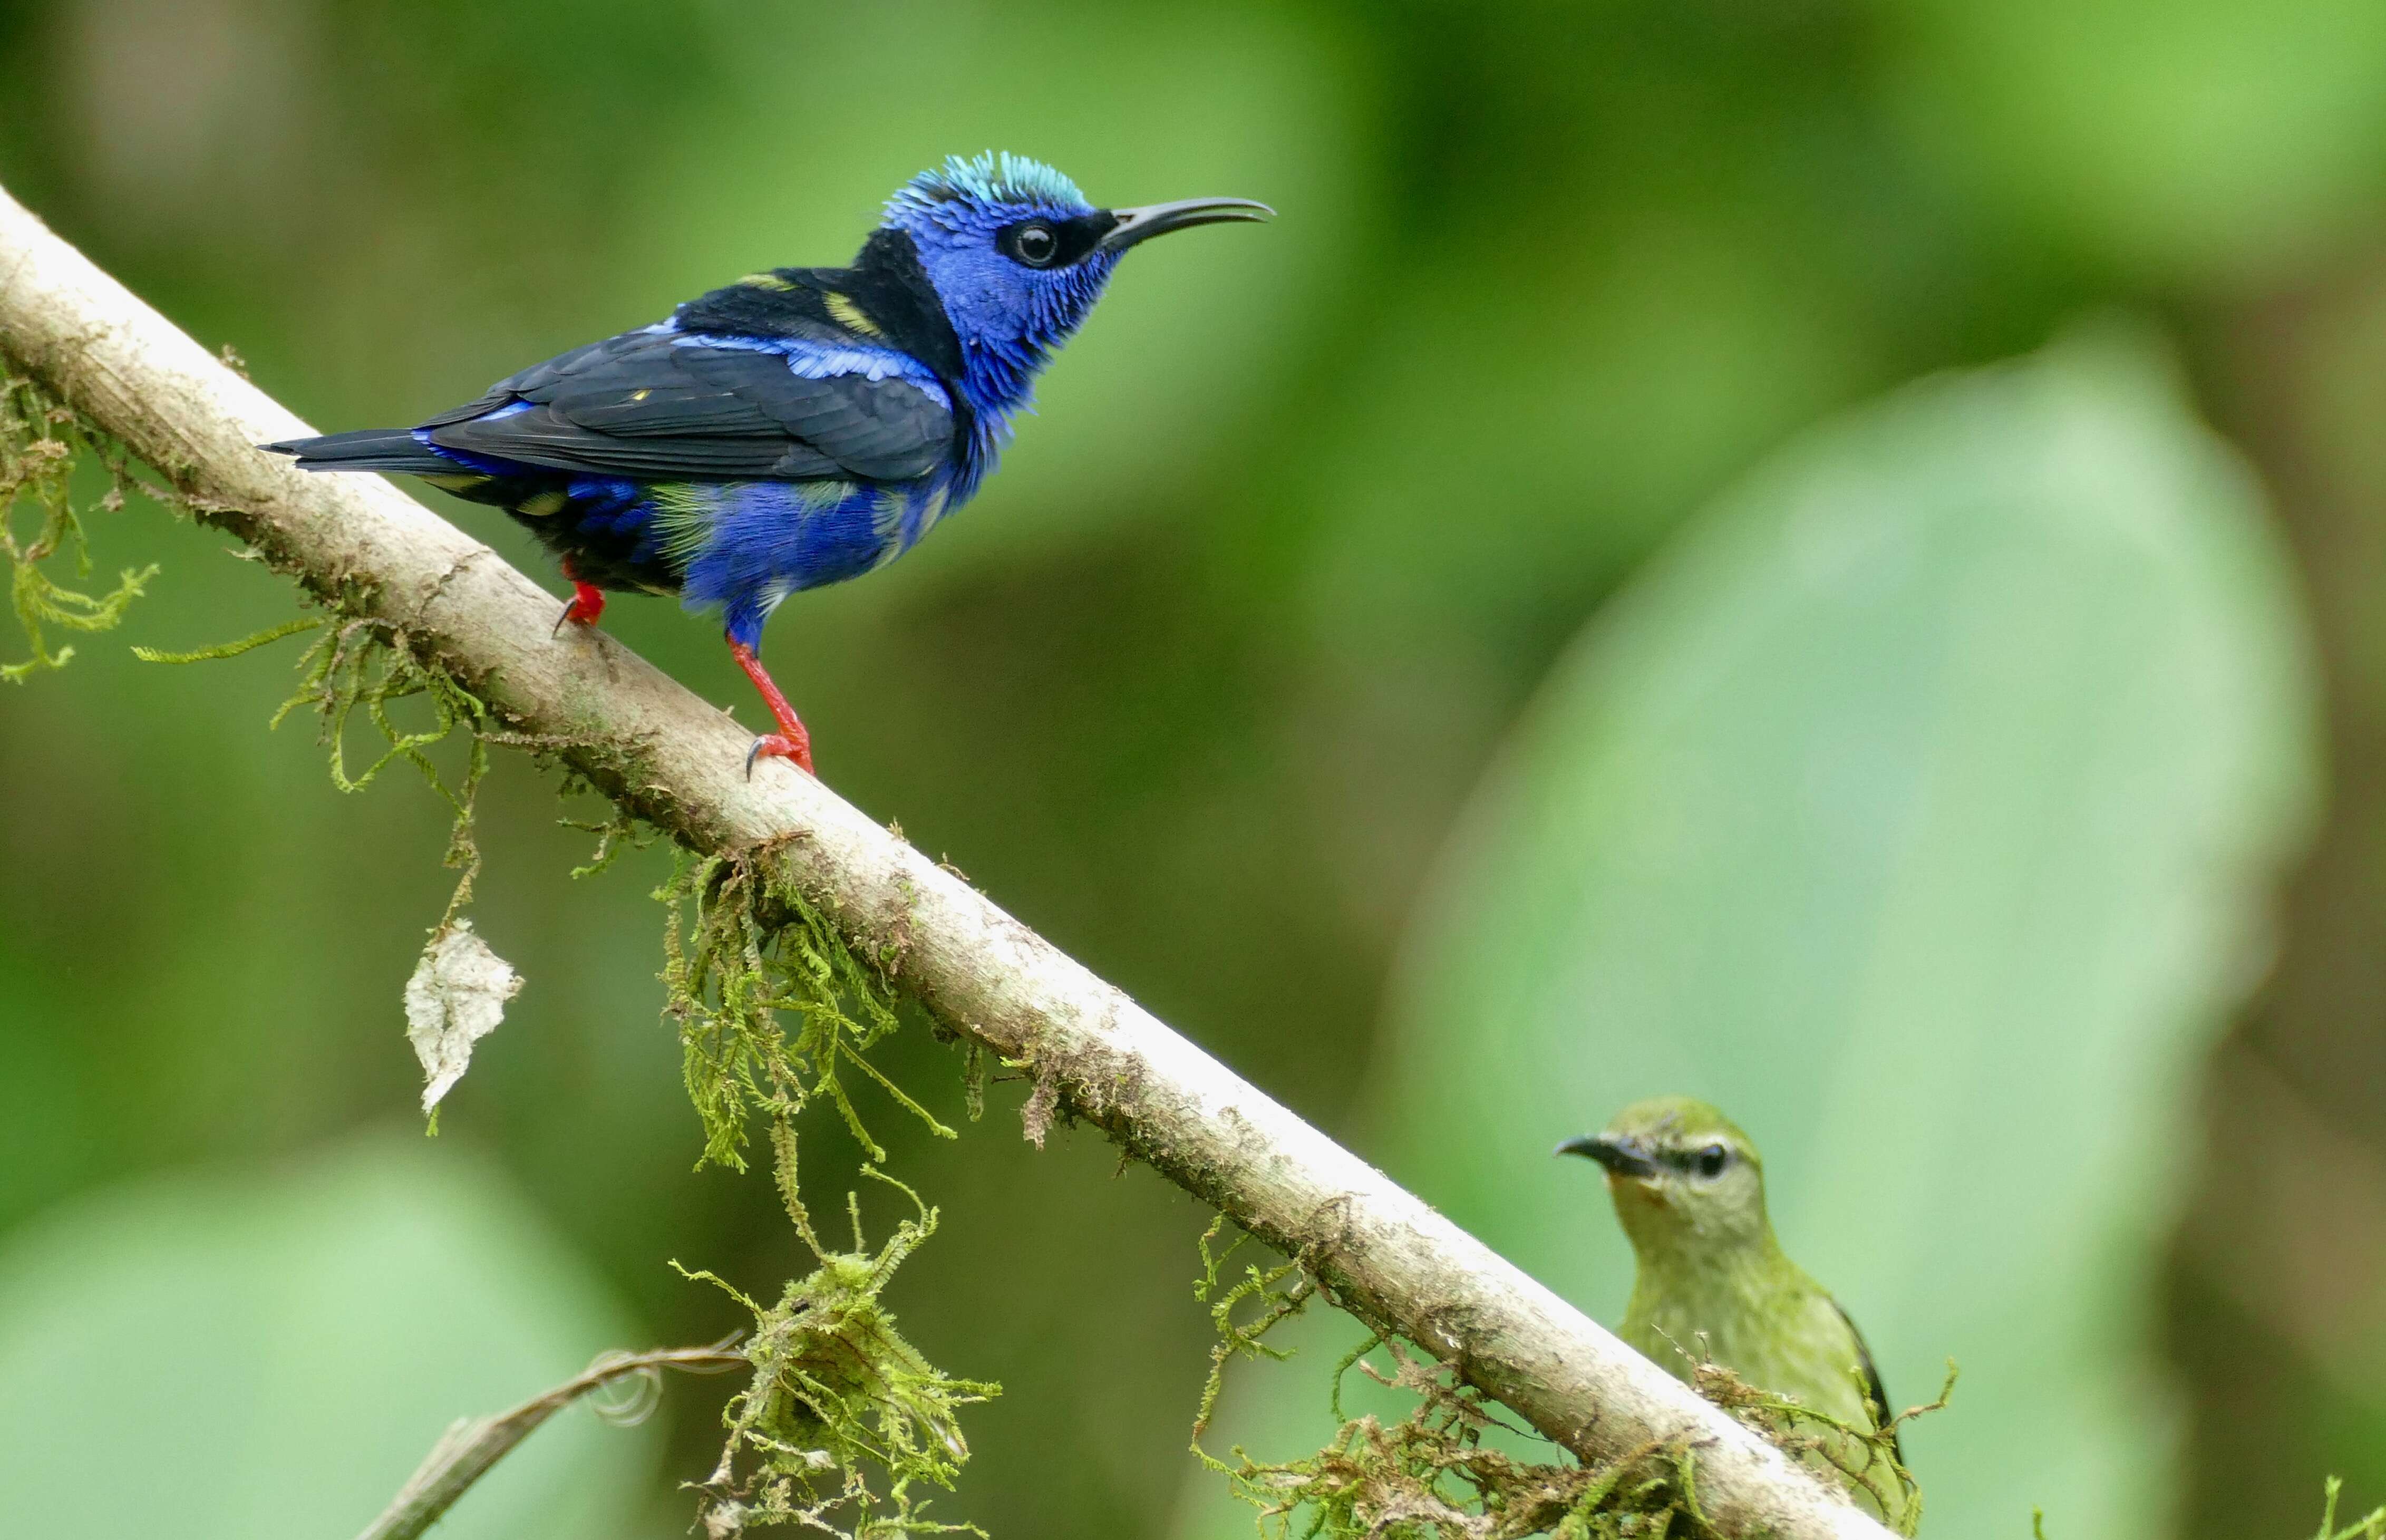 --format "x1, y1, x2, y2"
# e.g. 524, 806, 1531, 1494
0, 1135, 658, 1540
1181, 327, 2319, 1539
1880, 0, 2386, 282
1295, 204, 1878, 664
